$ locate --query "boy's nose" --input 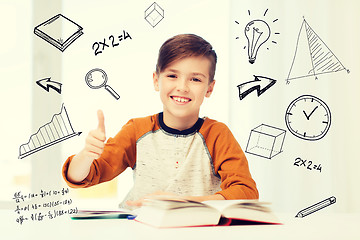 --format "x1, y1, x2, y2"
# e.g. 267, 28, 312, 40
176, 79, 189, 92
